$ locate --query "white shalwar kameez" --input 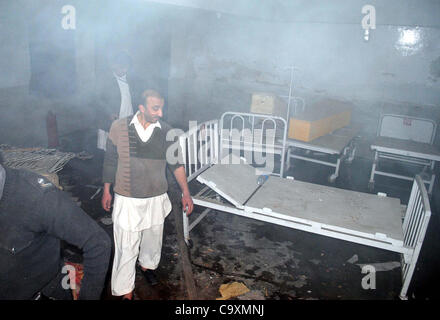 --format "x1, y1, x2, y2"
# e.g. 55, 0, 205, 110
97, 73, 133, 151
110, 113, 172, 296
